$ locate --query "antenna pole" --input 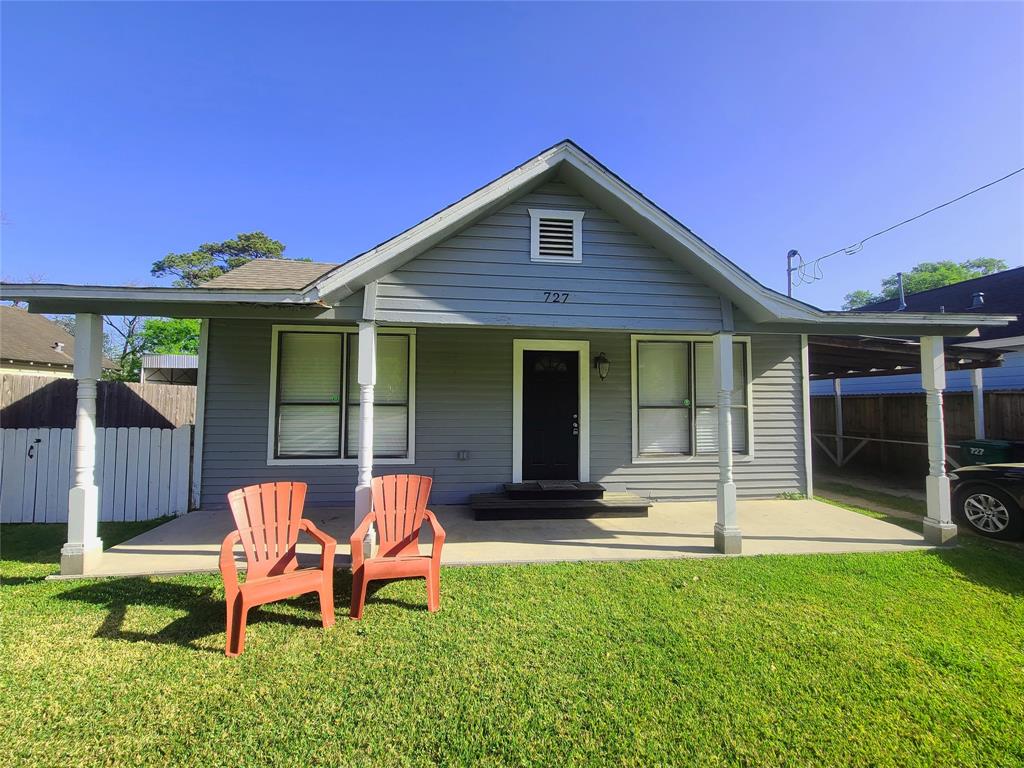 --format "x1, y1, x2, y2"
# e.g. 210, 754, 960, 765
786, 250, 799, 297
